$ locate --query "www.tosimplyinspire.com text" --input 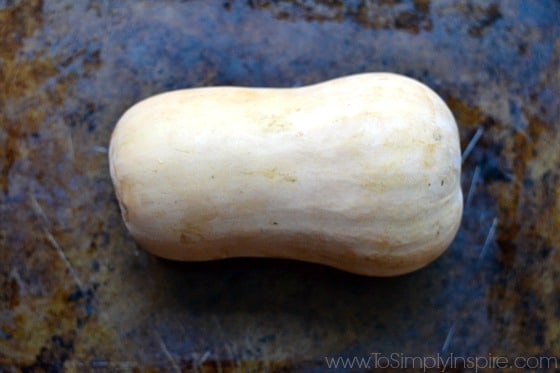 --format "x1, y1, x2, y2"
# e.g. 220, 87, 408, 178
324, 352, 559, 371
